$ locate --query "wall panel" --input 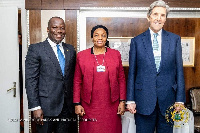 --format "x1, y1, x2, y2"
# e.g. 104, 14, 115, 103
29, 10, 42, 44
65, 10, 77, 50
25, 0, 41, 10
42, 0, 64, 9
26, 0, 200, 9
